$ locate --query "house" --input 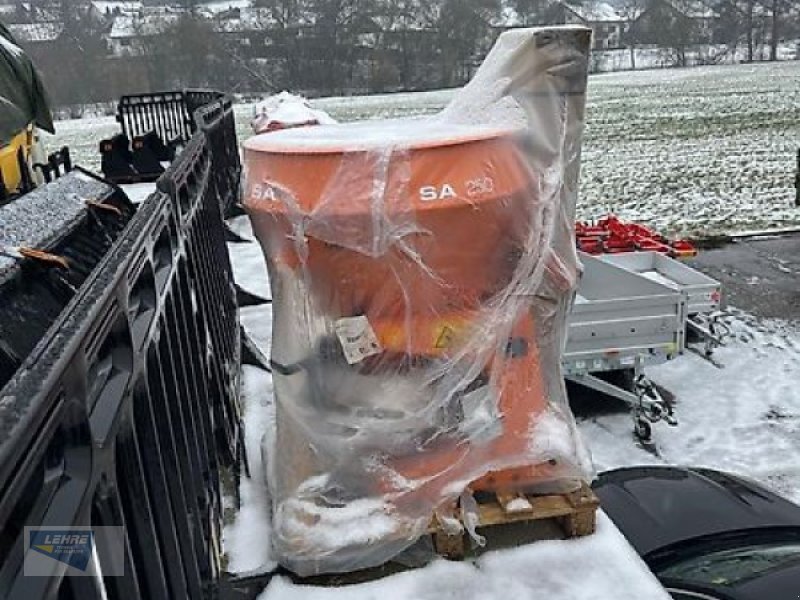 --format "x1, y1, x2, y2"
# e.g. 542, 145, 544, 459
198, 0, 252, 17
211, 7, 276, 54
0, 3, 18, 19
494, 1, 638, 50
566, 2, 636, 49
2, 1, 61, 24
7, 22, 64, 45
107, 11, 179, 56
89, 1, 144, 21
630, 0, 719, 46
